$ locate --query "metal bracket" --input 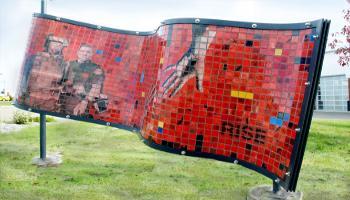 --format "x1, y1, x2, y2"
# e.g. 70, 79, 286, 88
273, 179, 281, 193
